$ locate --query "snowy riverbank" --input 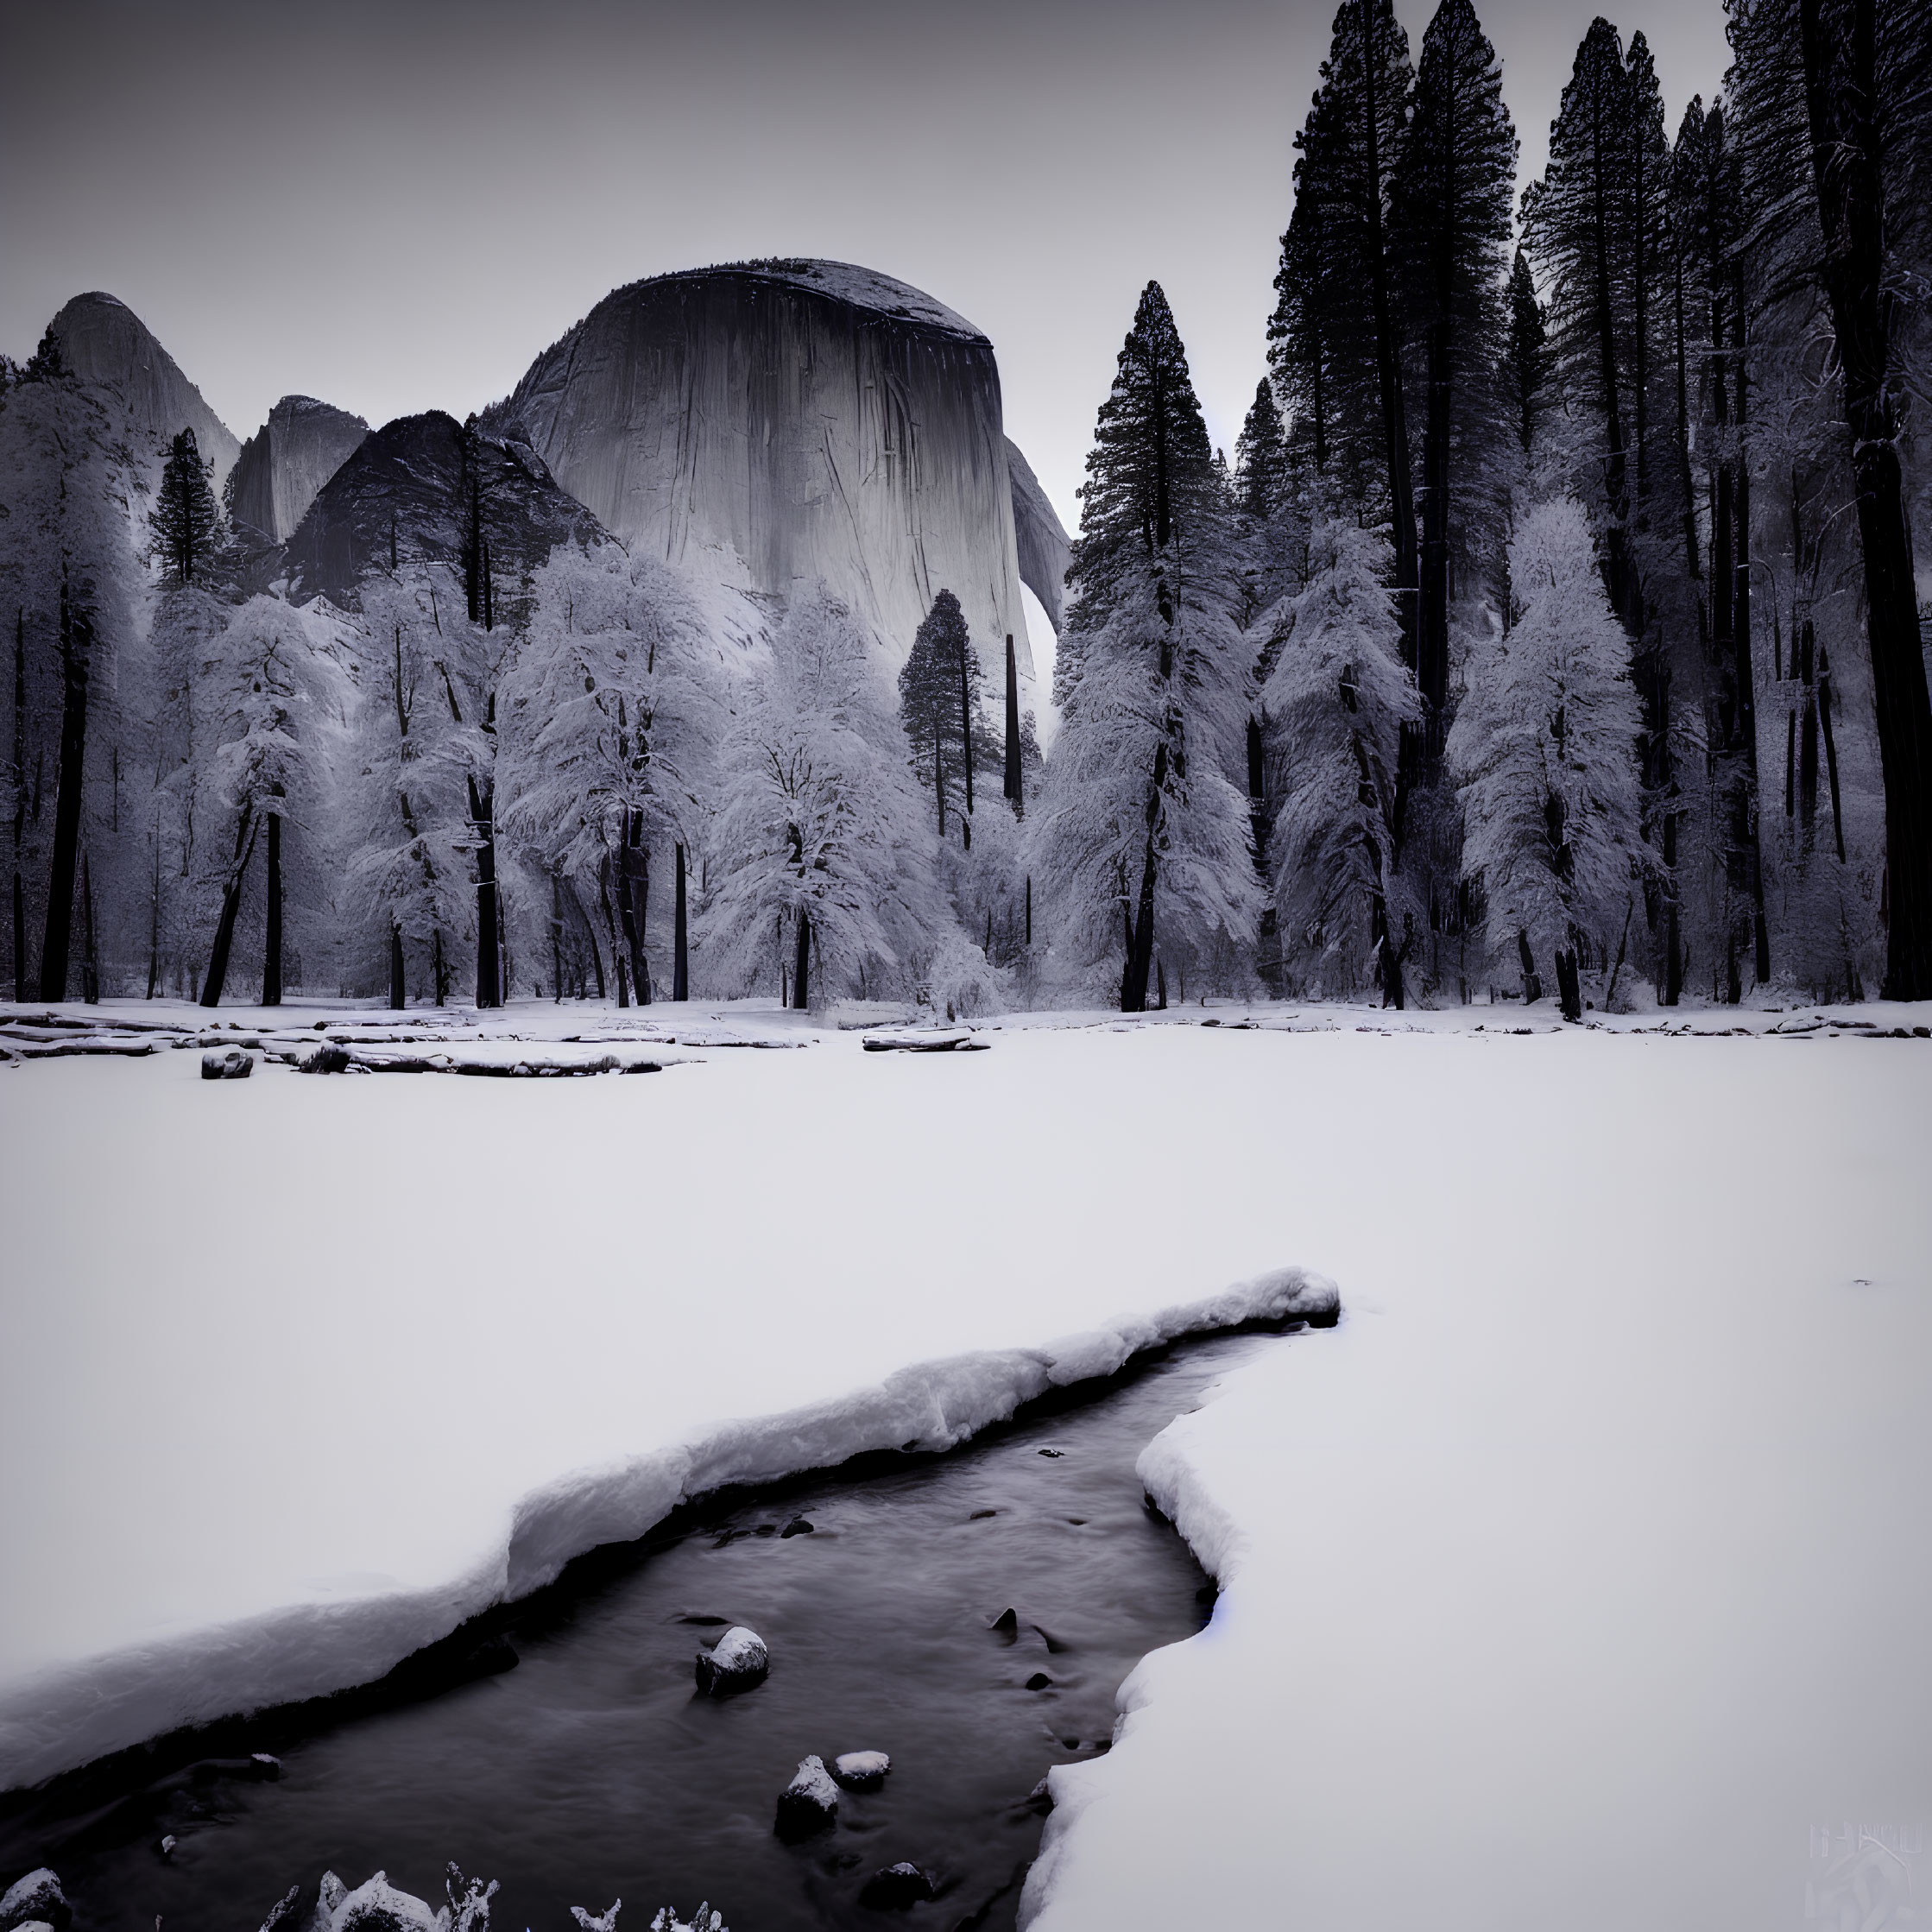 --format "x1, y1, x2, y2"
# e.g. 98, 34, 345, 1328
3, 998, 1929, 1926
